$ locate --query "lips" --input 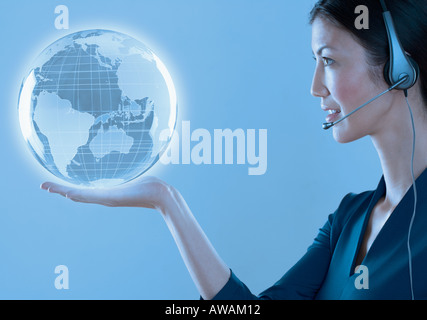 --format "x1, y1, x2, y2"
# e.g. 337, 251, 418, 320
321, 105, 341, 124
